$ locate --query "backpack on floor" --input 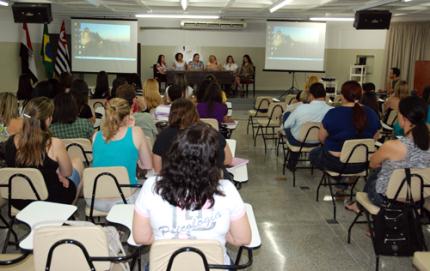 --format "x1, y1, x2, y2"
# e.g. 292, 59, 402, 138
372, 168, 426, 256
